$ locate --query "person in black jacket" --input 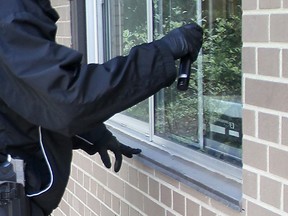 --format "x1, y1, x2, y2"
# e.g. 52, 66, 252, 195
0, 0, 203, 215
